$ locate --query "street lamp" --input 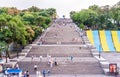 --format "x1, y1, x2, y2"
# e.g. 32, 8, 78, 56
5, 50, 7, 63
99, 44, 101, 58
